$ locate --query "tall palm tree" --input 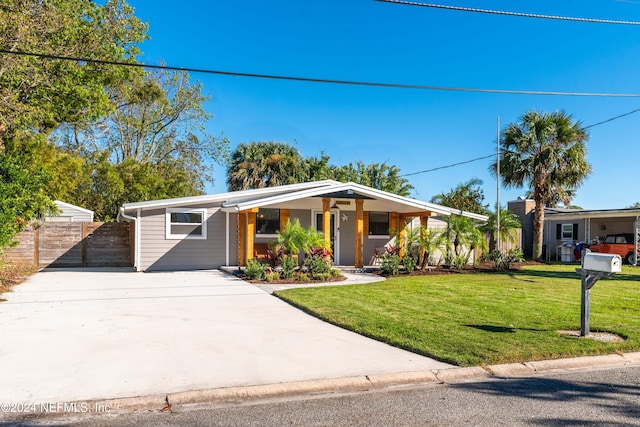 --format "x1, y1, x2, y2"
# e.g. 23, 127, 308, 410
493, 111, 590, 260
